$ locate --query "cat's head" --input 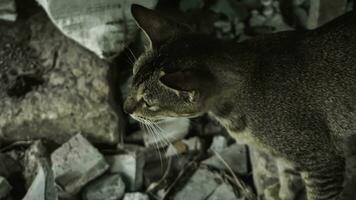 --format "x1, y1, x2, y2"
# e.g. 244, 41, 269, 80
123, 5, 217, 124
